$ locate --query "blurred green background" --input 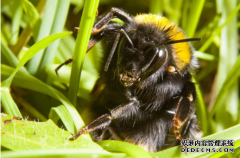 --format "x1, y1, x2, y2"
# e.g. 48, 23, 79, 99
1, 0, 240, 157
